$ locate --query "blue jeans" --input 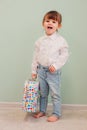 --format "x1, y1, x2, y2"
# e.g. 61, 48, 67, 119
37, 64, 61, 117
